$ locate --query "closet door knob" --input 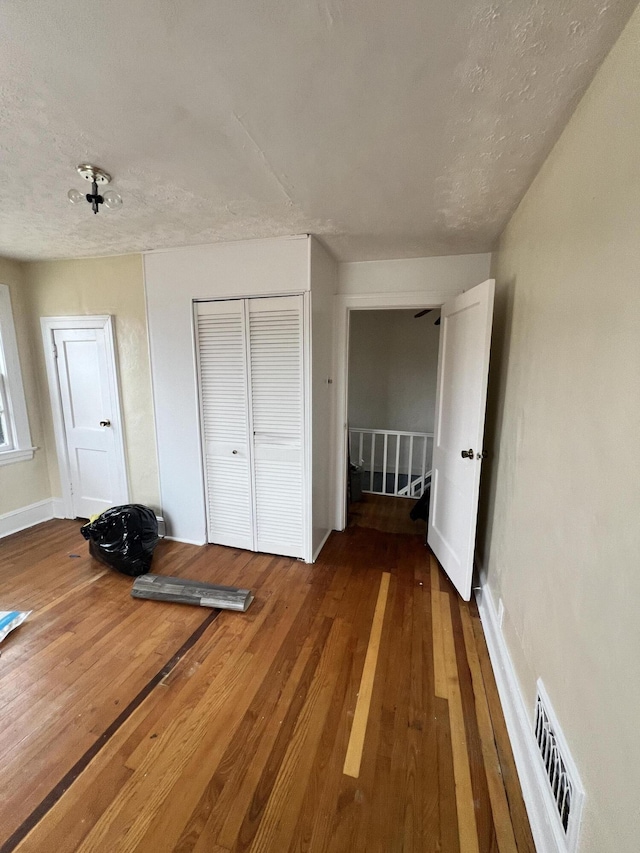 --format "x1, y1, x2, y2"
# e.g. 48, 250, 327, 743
232, 449, 238, 454
100, 420, 111, 427
461, 448, 474, 459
